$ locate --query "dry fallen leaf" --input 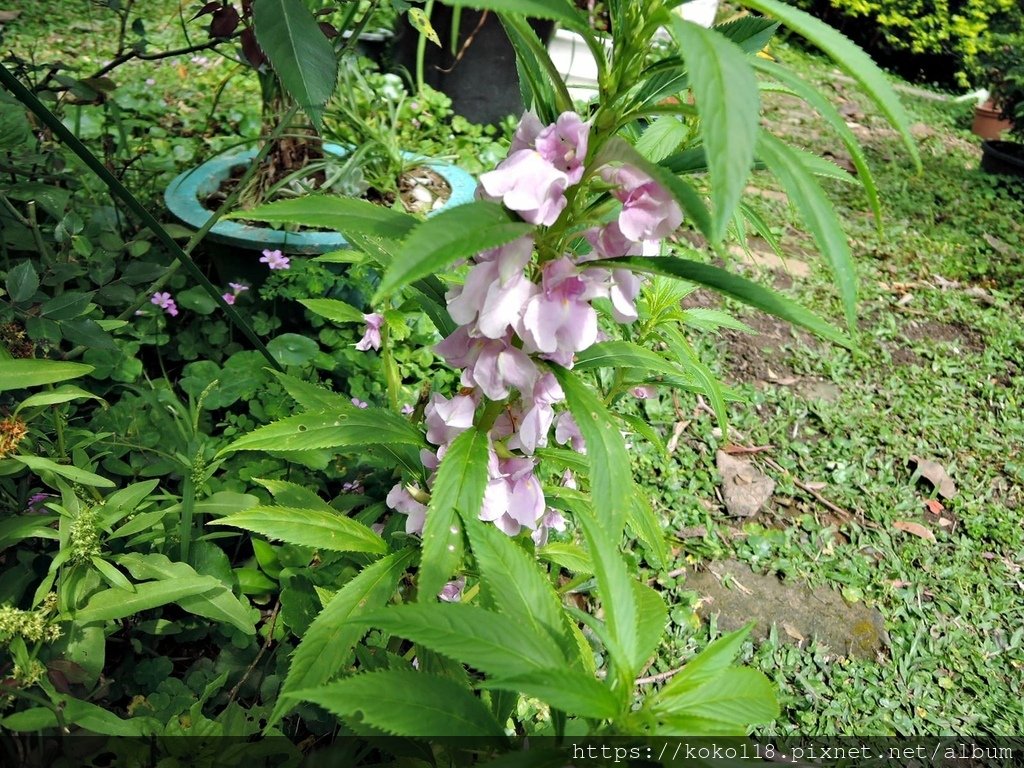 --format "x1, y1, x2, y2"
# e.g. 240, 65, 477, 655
721, 443, 775, 456
909, 455, 957, 499
716, 450, 775, 517
782, 622, 805, 642
924, 498, 945, 515
893, 520, 937, 542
